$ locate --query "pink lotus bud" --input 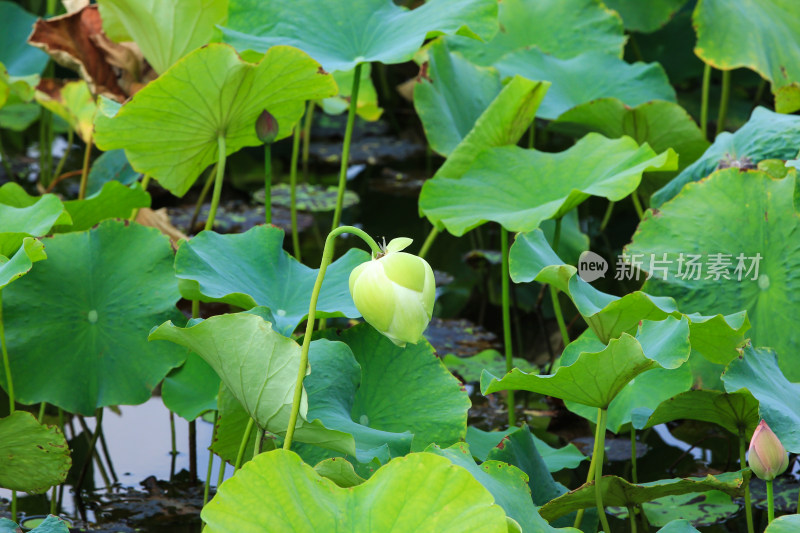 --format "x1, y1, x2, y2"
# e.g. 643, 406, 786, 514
748, 420, 789, 480
255, 109, 279, 144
